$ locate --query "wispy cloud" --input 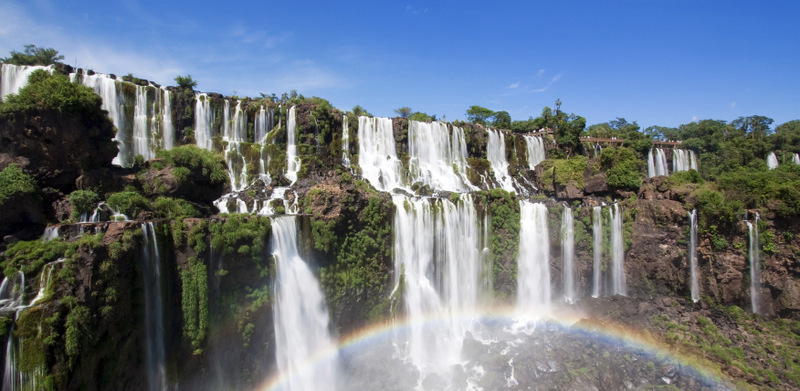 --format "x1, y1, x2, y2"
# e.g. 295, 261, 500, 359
230, 23, 291, 47
506, 82, 520, 89
534, 69, 545, 78
406, 5, 428, 14
730, 101, 736, 108
501, 70, 562, 95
